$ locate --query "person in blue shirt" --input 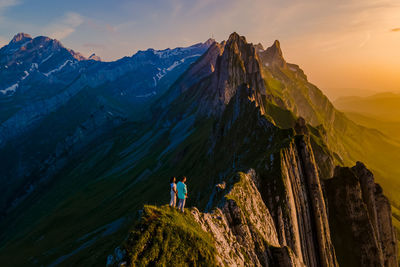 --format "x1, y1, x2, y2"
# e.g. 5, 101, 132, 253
176, 176, 188, 213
